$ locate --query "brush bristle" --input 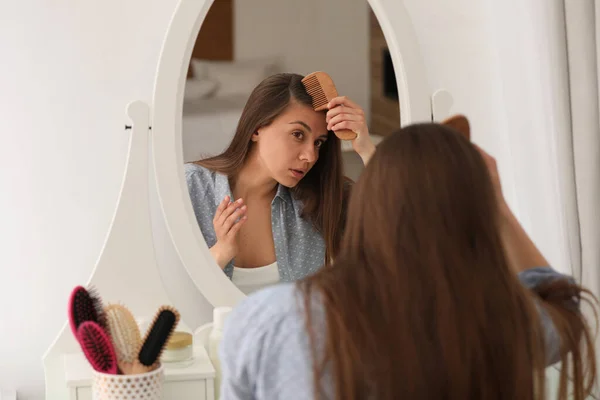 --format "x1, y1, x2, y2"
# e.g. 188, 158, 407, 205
77, 321, 118, 374
68, 286, 105, 338
138, 306, 180, 368
86, 286, 106, 326
301, 75, 328, 109
105, 304, 142, 364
